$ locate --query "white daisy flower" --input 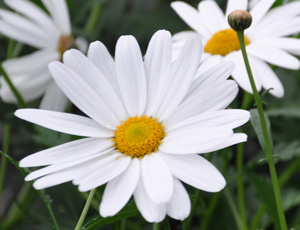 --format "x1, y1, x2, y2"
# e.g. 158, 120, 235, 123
0, 0, 86, 110
15, 30, 250, 222
171, 0, 300, 98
